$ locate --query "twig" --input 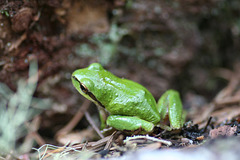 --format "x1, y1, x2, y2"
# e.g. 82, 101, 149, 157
8, 32, 27, 52
85, 111, 104, 139
104, 131, 116, 150
194, 103, 215, 127
56, 100, 91, 136
72, 135, 112, 152
124, 135, 172, 146
203, 116, 212, 133
25, 116, 46, 146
